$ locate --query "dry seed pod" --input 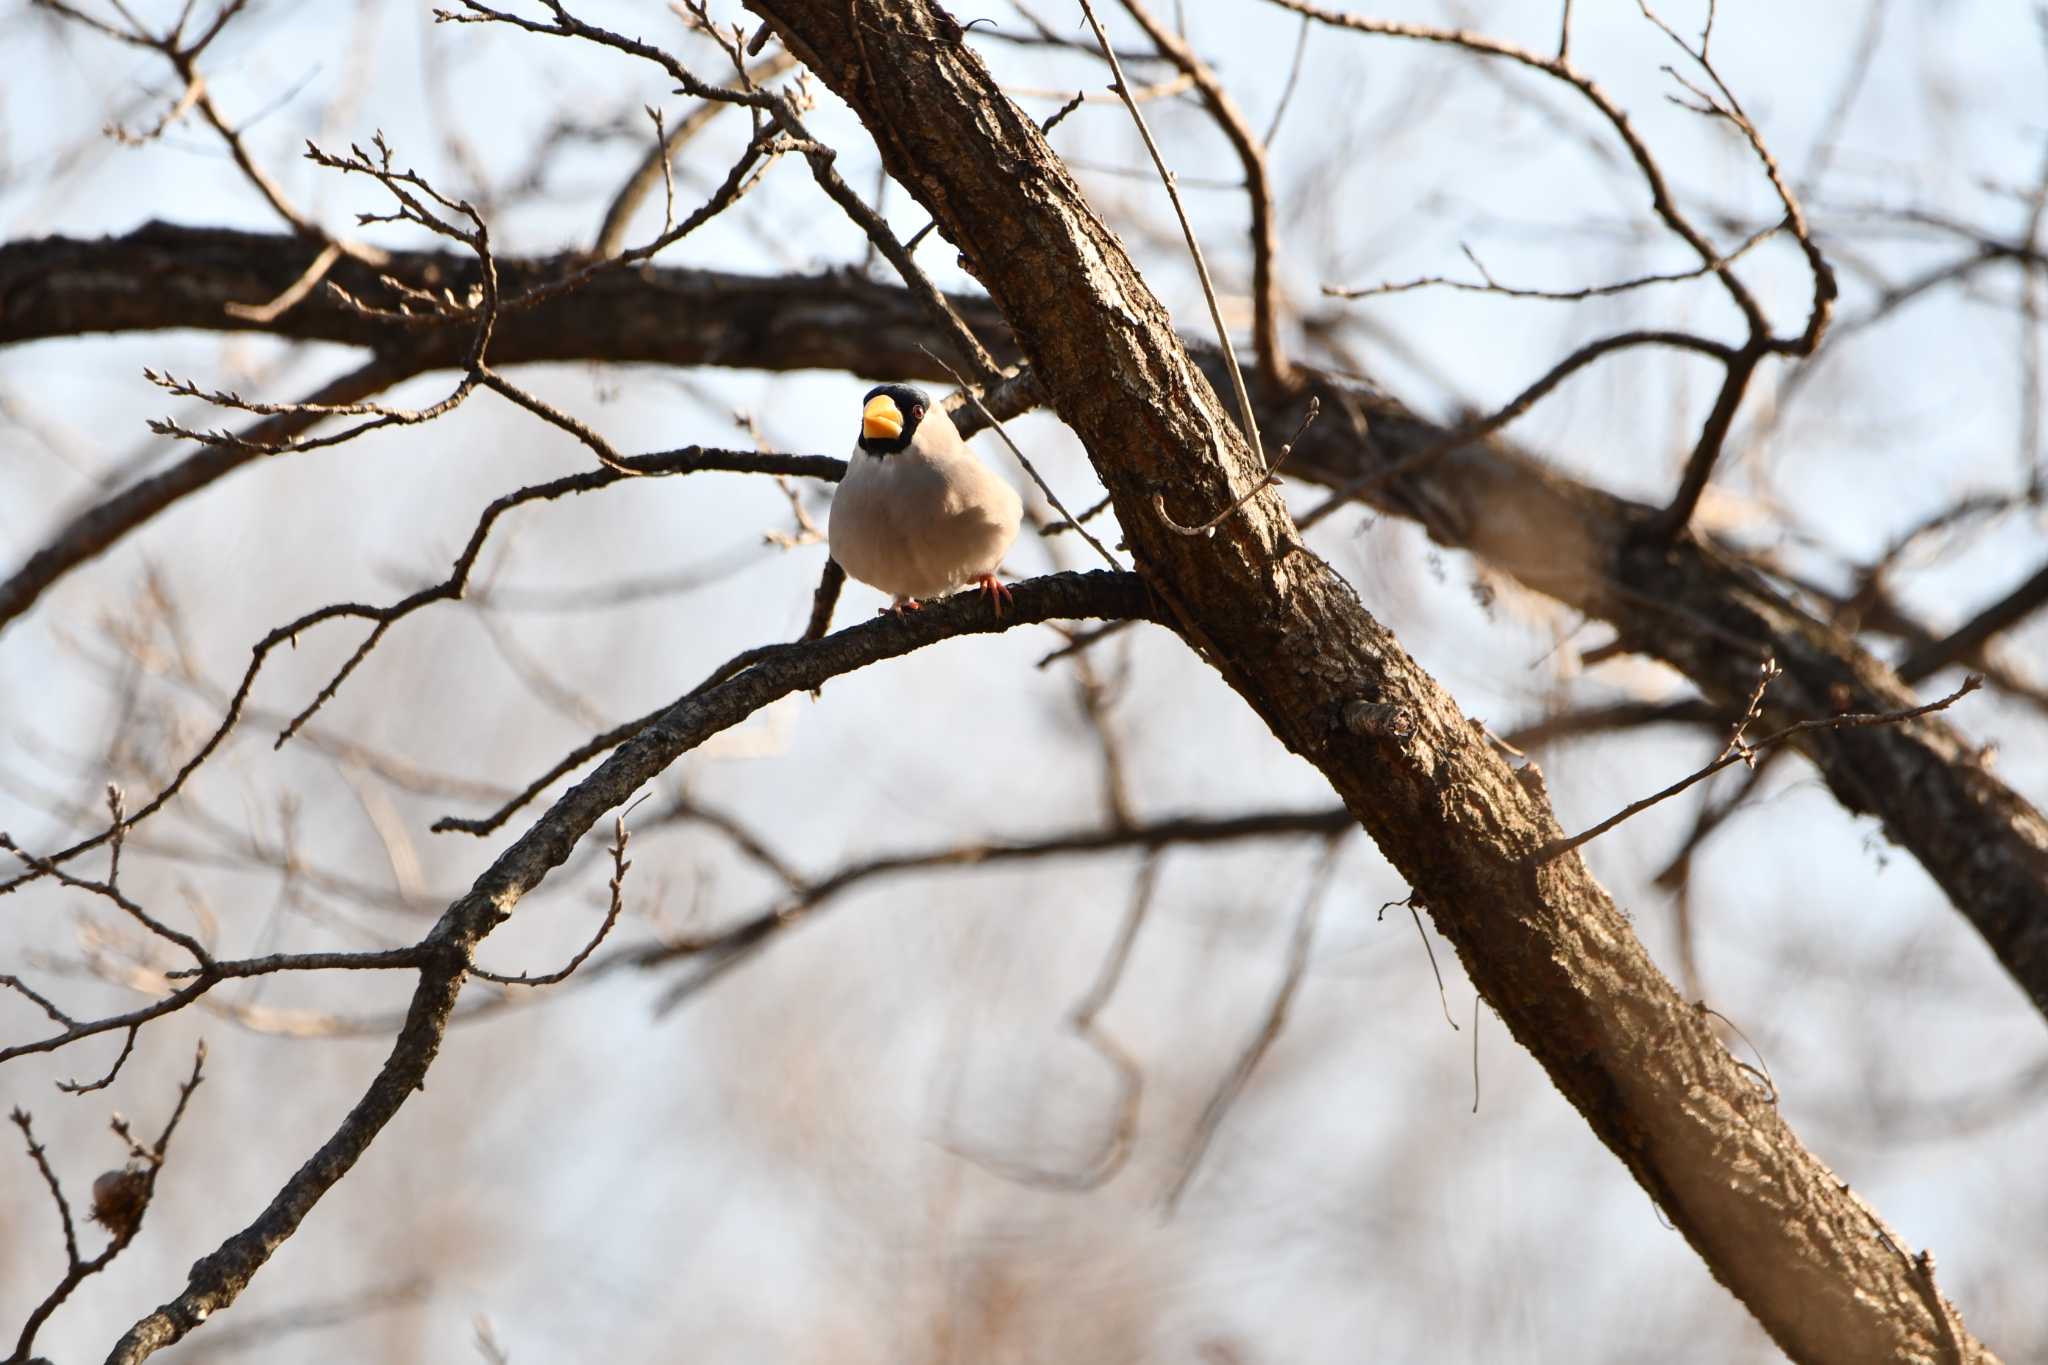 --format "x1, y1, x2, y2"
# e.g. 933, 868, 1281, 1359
90, 1167, 149, 1238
